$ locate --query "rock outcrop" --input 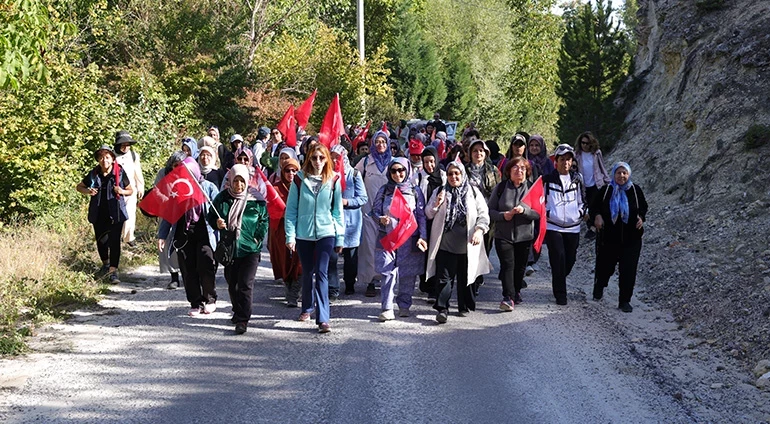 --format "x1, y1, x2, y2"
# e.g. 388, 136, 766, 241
608, 0, 770, 367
